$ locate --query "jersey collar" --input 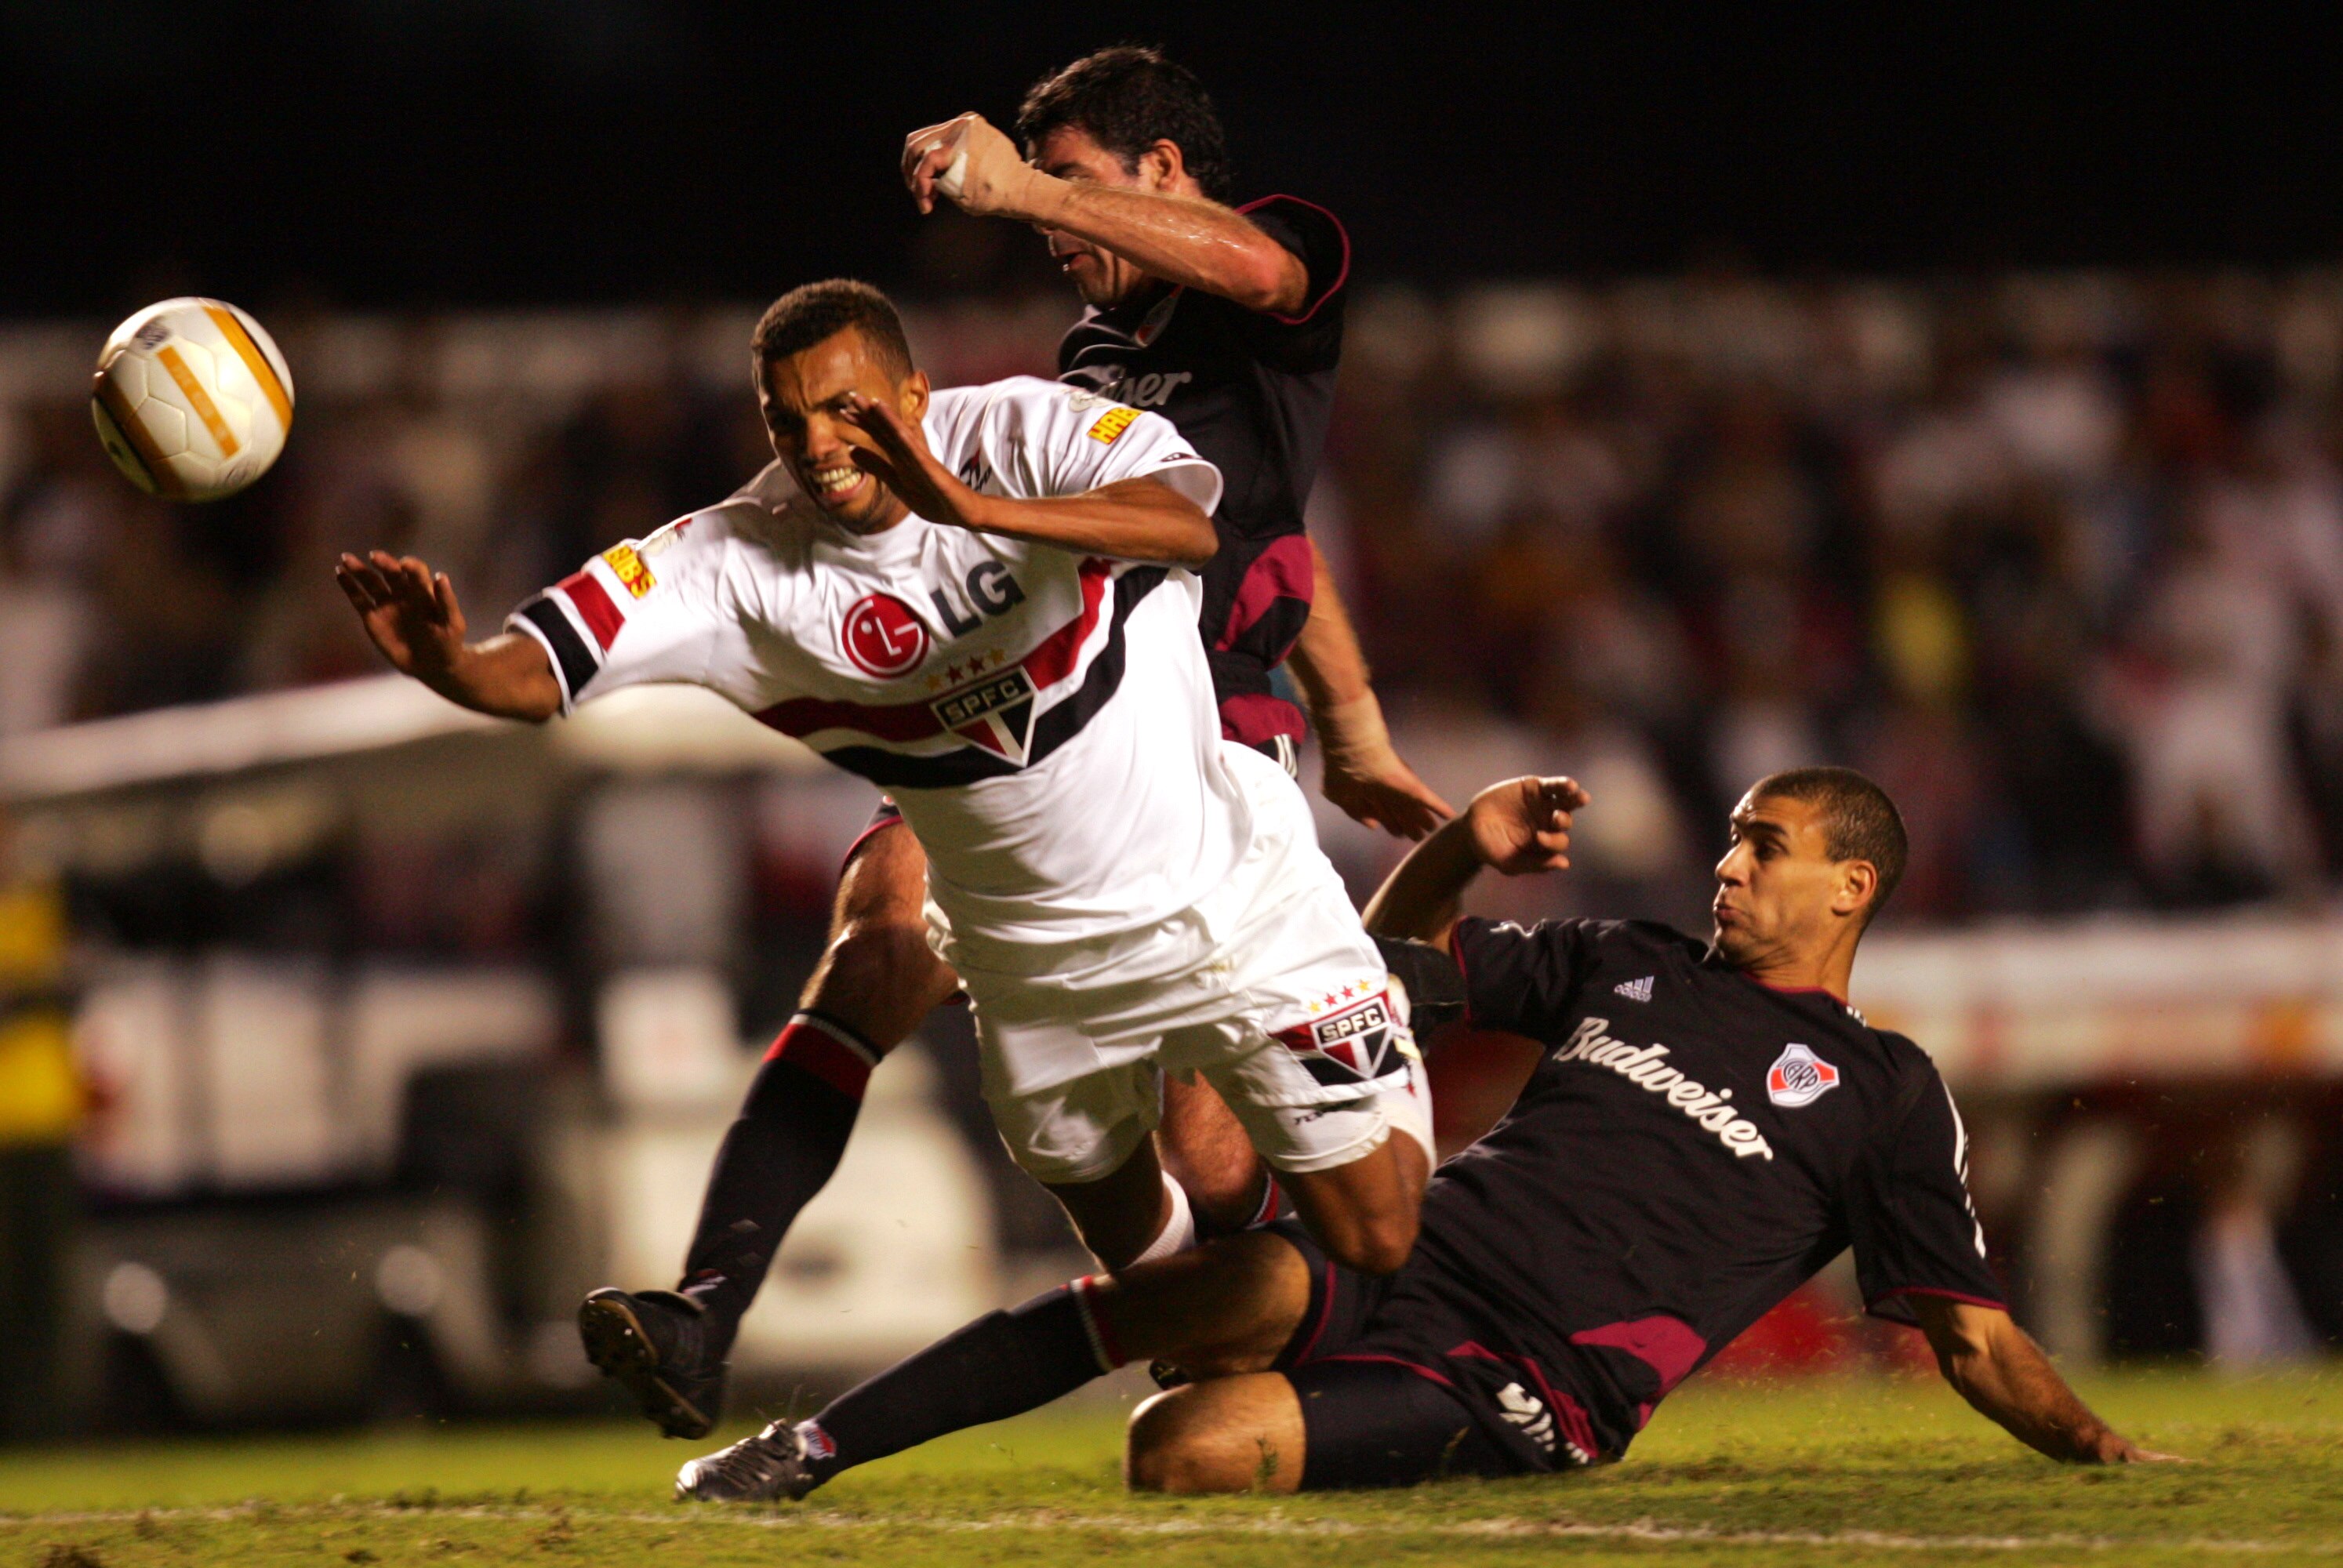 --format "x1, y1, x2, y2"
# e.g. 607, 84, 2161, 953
1079, 279, 1183, 347
1702, 946, 1852, 1011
